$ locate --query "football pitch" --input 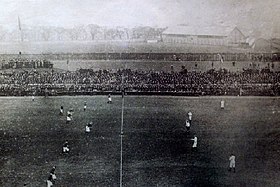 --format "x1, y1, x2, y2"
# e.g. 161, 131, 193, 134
0, 96, 280, 187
